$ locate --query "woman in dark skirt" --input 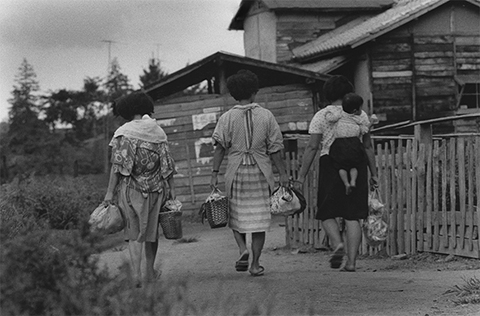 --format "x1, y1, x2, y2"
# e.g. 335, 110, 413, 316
294, 76, 378, 272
